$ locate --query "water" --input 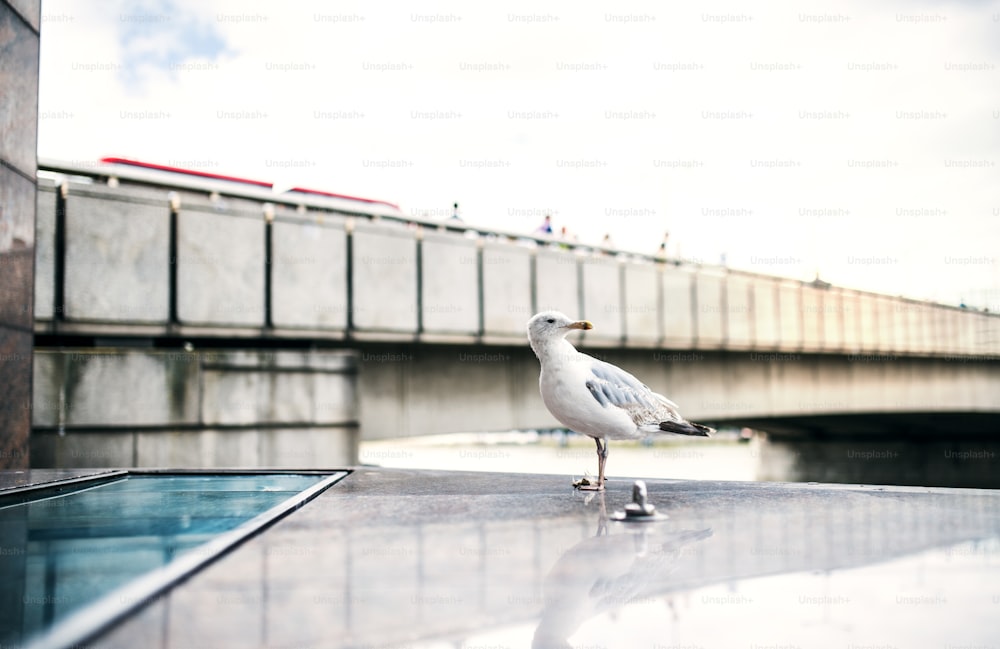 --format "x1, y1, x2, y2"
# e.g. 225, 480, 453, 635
361, 432, 759, 482
360, 431, 1000, 488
